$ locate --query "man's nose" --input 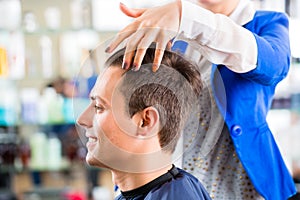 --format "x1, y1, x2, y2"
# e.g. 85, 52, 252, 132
76, 106, 93, 128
